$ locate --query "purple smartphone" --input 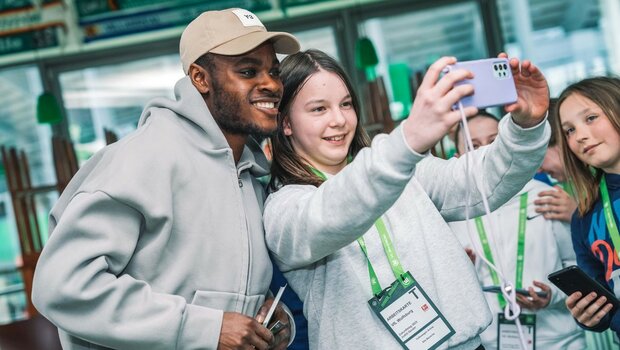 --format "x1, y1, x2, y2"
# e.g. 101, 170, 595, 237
445, 58, 518, 109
